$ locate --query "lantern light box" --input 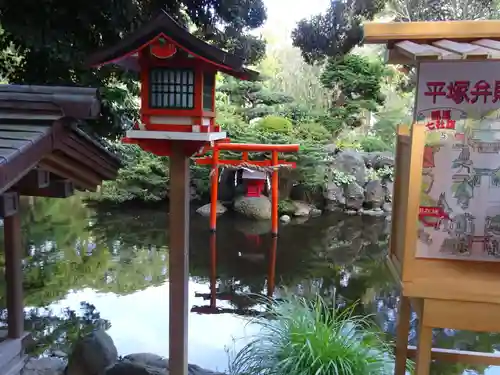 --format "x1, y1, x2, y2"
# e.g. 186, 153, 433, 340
86, 10, 258, 154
